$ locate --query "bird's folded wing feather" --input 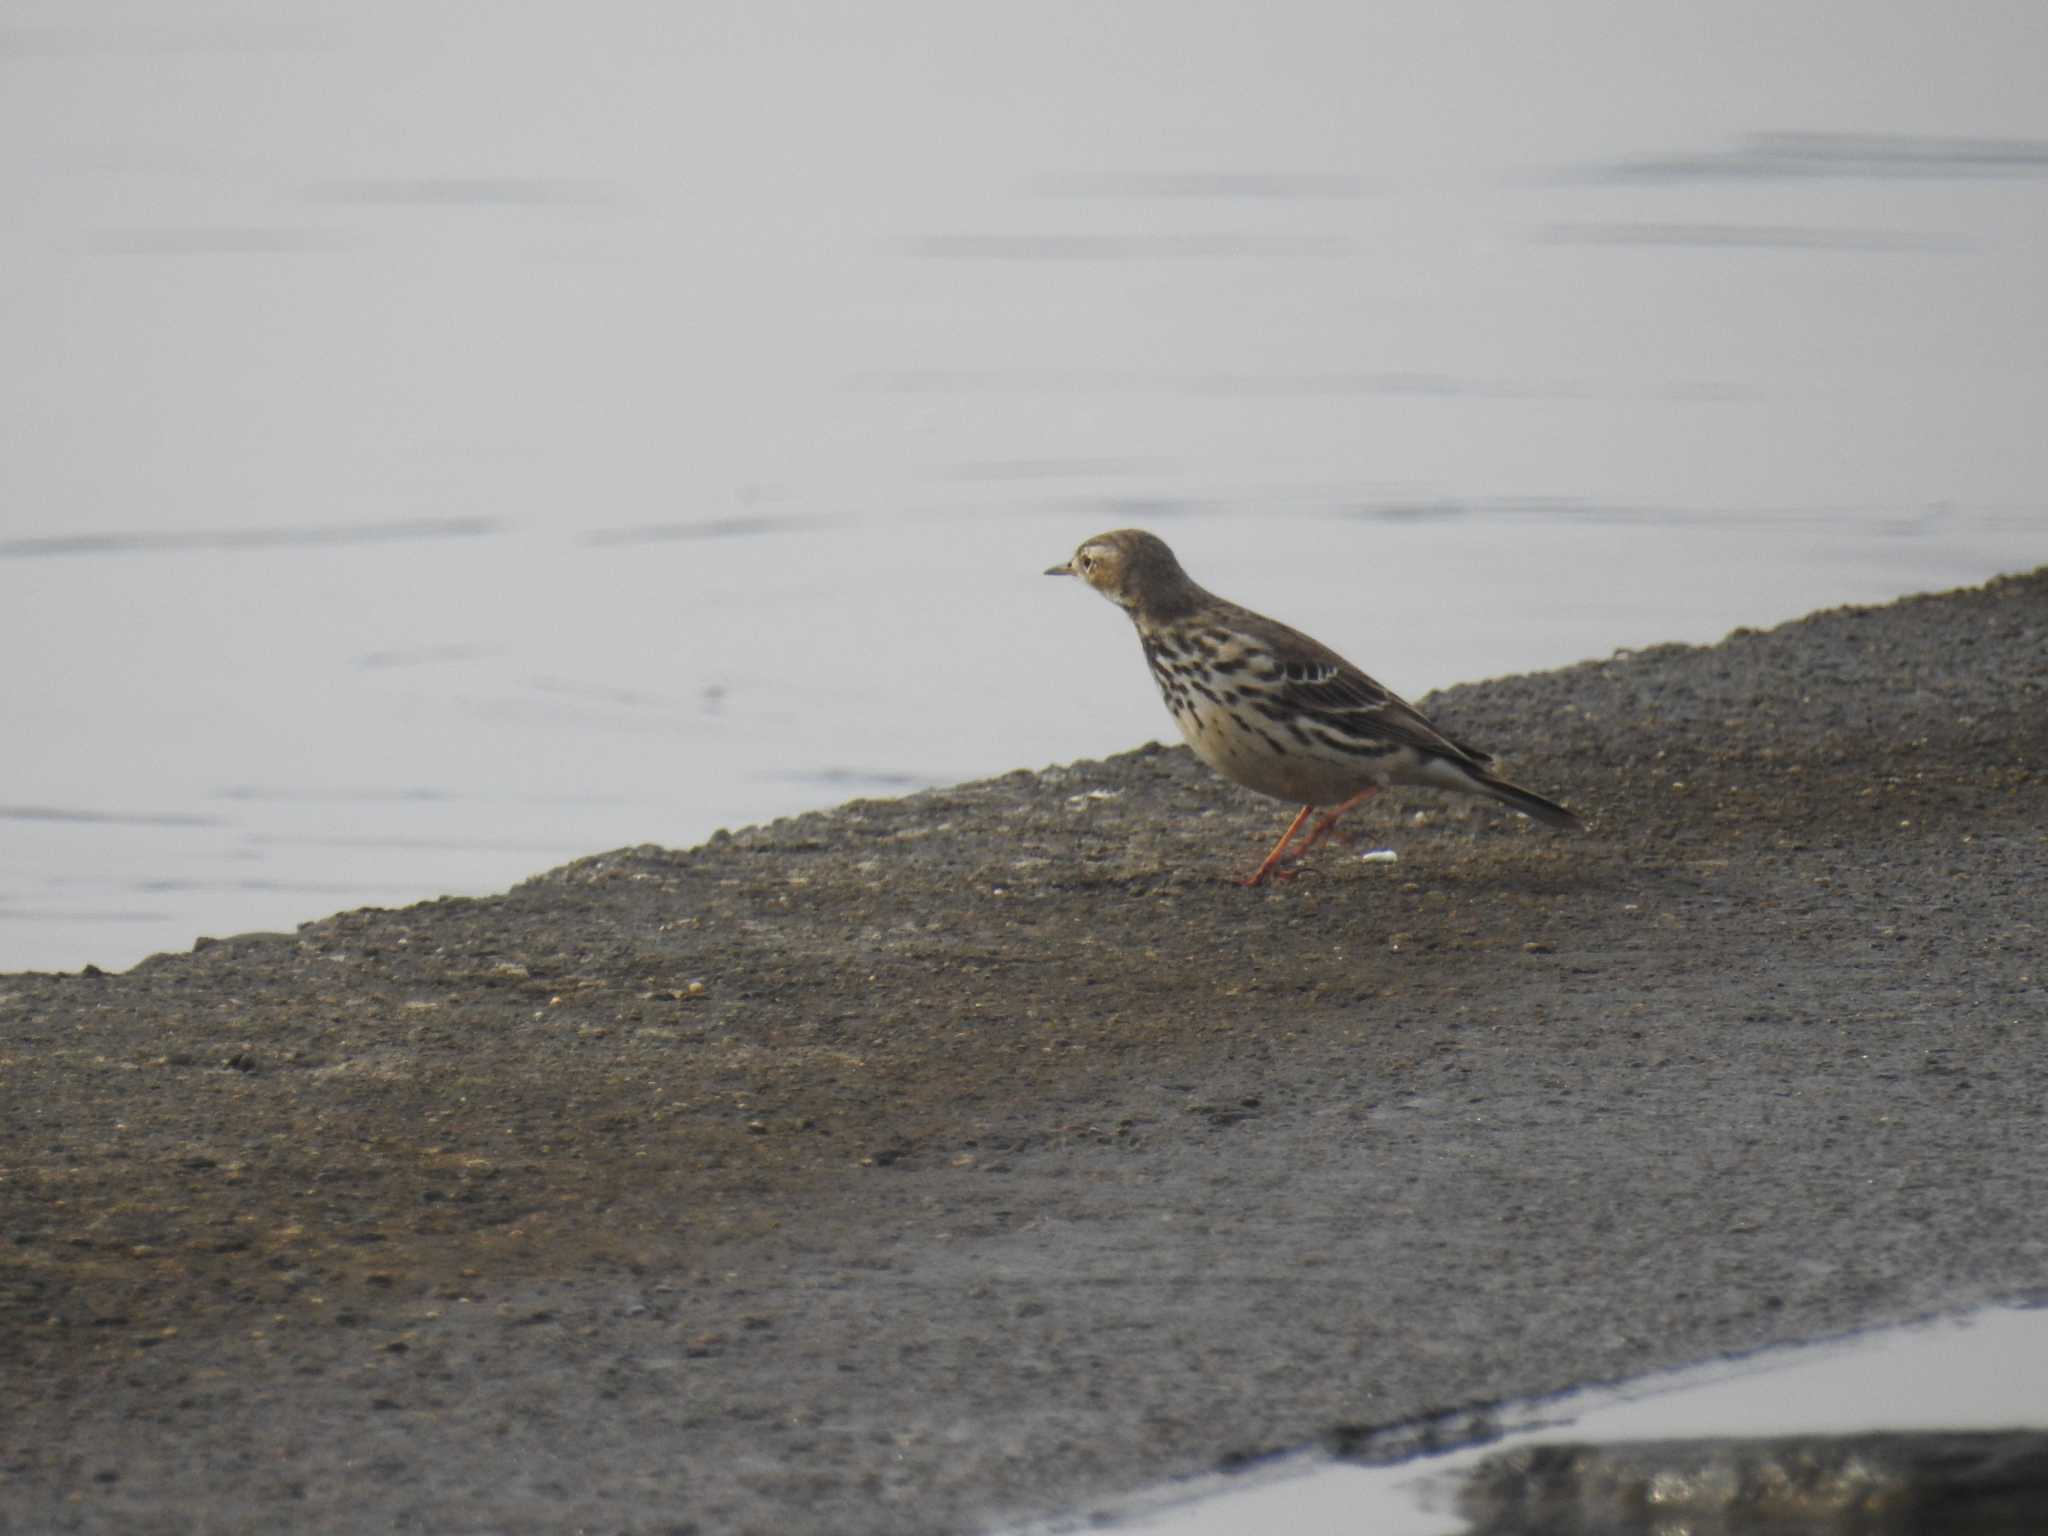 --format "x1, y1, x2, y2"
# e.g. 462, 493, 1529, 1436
1274, 659, 1493, 766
